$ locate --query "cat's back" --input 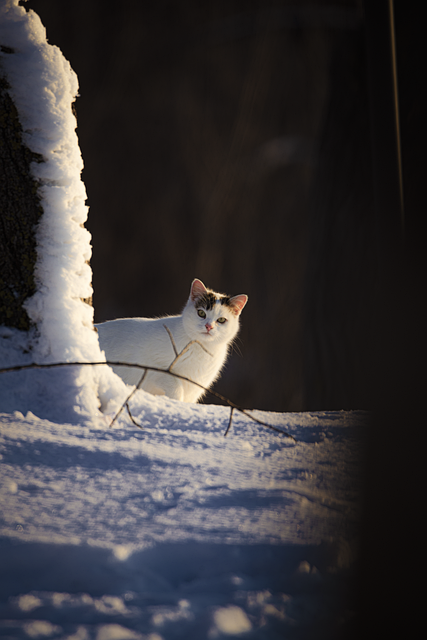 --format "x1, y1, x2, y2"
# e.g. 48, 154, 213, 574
96, 315, 183, 360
